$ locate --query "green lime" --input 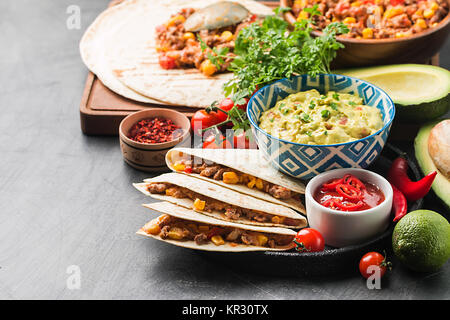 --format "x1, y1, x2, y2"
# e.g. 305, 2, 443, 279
392, 210, 450, 272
